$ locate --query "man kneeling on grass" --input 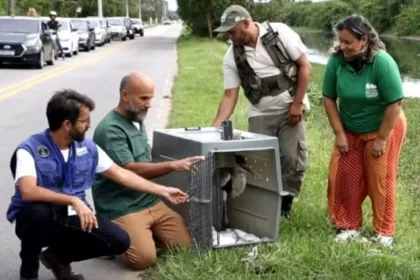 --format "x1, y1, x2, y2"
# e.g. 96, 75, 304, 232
6, 89, 189, 280
92, 72, 204, 270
